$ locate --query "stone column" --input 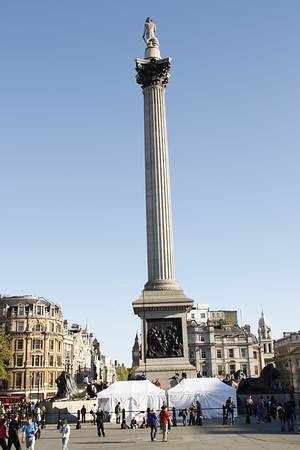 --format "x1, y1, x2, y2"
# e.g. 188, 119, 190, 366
136, 57, 180, 291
